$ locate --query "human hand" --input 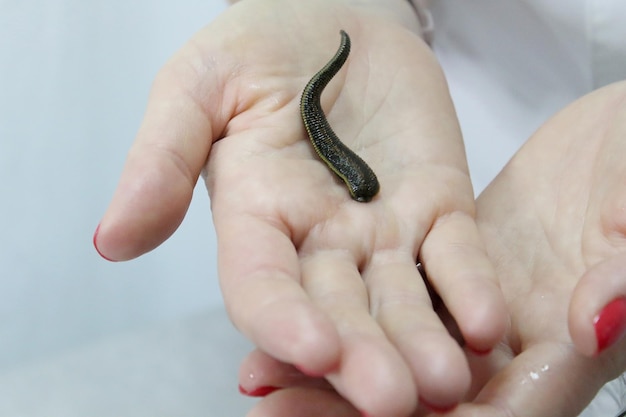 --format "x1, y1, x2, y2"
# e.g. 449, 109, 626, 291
235, 81, 626, 417
464, 80, 626, 416
93, 0, 507, 414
